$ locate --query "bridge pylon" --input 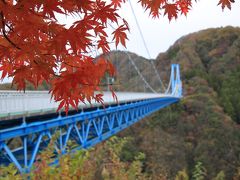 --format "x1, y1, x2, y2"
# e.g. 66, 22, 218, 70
170, 64, 182, 97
